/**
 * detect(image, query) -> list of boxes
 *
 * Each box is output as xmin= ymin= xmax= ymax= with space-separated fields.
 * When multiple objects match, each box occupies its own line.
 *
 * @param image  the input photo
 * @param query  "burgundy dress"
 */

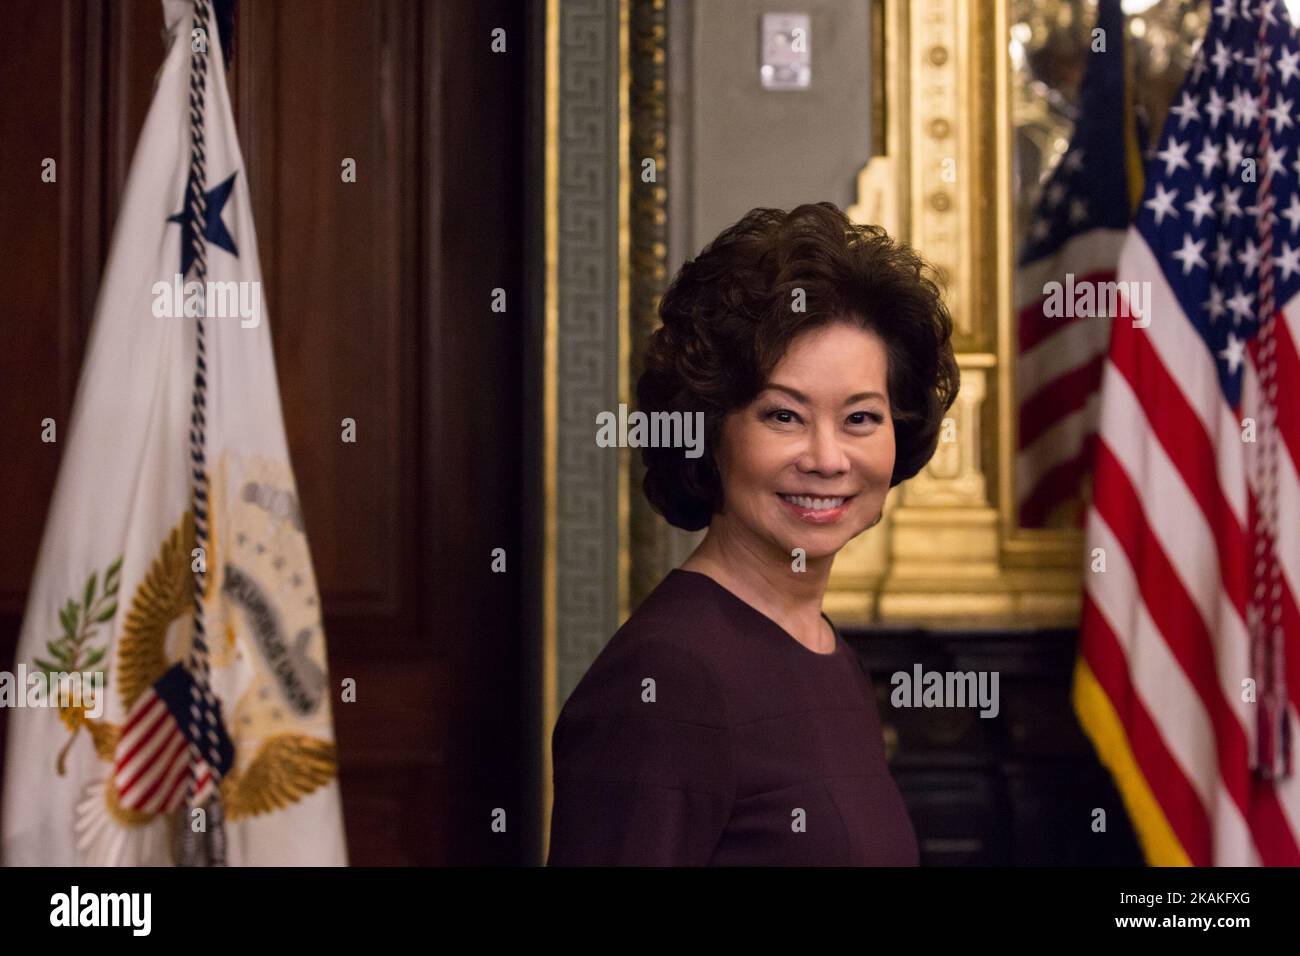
xmin=547 ymin=568 xmax=919 ymax=866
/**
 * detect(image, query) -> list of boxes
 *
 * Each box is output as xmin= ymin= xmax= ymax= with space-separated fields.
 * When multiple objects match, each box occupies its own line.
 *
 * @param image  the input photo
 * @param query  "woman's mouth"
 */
xmin=777 ymin=493 xmax=855 ymax=524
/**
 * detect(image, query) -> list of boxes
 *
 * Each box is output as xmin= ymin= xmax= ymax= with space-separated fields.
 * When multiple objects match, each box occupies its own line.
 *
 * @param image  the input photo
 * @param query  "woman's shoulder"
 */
xmin=558 ymin=570 xmax=732 ymax=726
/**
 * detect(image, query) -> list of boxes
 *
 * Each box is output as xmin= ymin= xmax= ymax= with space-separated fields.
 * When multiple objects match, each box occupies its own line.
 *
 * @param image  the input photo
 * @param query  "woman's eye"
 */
xmin=848 ymin=411 xmax=884 ymax=426
xmin=766 ymin=408 xmax=800 ymax=424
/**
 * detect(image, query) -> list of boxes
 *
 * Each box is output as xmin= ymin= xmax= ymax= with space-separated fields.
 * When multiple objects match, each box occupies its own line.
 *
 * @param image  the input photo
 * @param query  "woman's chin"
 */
xmin=774 ymin=531 xmax=852 ymax=564
xmin=771 ymin=509 xmax=873 ymax=551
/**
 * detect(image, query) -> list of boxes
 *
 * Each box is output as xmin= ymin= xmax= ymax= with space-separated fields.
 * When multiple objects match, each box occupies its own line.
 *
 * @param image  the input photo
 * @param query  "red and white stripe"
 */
xmin=1015 ymin=230 xmax=1128 ymax=526
xmin=112 ymin=690 xmax=214 ymax=815
xmin=1080 ymin=235 xmax=1300 ymax=864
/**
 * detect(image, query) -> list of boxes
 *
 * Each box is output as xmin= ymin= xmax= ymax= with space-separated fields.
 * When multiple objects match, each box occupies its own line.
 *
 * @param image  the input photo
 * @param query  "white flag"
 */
xmin=1 ymin=0 xmax=347 ymax=865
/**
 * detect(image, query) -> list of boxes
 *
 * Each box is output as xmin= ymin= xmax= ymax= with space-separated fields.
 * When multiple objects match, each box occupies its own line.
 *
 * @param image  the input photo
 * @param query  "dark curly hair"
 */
xmin=637 ymin=201 xmax=959 ymax=532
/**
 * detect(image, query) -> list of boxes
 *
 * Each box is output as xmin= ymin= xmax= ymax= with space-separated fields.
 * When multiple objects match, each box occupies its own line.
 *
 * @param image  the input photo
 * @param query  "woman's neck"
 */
xmin=680 ymin=517 xmax=833 ymax=648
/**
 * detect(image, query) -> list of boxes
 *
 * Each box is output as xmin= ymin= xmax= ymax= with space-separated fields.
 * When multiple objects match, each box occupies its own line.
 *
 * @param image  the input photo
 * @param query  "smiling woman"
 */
xmin=546 ymin=202 xmax=959 ymax=866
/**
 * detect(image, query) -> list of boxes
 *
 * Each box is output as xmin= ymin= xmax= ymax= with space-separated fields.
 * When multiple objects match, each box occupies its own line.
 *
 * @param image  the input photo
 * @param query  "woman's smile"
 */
xmin=776 ymin=492 xmax=857 ymax=524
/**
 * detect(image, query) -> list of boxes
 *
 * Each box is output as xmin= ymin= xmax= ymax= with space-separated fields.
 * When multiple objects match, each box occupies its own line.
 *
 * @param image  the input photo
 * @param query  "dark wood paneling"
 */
xmin=104 ymin=0 xmax=168 ymax=224
xmin=0 ymin=1 xmax=89 ymax=612
xmin=239 ymin=0 xmax=416 ymax=621
xmin=420 ymin=0 xmax=528 ymax=867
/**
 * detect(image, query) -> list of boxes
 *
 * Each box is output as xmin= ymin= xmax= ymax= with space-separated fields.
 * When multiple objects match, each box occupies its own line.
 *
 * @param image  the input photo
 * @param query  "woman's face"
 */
xmin=713 ymin=320 xmax=896 ymax=563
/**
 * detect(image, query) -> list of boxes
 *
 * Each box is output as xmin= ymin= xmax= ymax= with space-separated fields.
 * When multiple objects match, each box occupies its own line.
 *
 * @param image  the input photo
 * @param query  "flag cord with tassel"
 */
xmin=177 ymin=0 xmax=229 ymax=865
xmin=1249 ymin=7 xmax=1291 ymax=782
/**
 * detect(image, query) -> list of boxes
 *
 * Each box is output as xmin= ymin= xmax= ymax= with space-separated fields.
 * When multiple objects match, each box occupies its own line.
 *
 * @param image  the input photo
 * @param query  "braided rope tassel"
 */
xmin=1249 ymin=4 xmax=1290 ymax=780
xmin=179 ymin=0 xmax=230 ymax=864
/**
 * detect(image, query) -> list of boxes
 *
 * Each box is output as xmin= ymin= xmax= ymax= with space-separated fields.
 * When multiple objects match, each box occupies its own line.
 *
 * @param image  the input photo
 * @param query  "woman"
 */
xmin=547 ymin=202 xmax=959 ymax=866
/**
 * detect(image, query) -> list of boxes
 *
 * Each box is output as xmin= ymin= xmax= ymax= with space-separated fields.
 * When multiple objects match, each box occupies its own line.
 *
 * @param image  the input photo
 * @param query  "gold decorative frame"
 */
xmin=833 ymin=0 xmax=1082 ymax=626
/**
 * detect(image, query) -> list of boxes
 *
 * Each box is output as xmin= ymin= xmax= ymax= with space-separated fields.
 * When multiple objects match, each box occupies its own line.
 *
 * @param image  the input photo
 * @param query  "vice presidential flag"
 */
xmin=1 ymin=0 xmax=347 ymax=865
xmin=1074 ymin=0 xmax=1300 ymax=865
xmin=1013 ymin=0 xmax=1145 ymax=527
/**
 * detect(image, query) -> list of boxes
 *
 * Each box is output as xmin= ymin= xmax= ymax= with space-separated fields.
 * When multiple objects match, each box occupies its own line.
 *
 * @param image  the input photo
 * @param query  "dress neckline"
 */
xmin=669 ymin=568 xmax=844 ymax=658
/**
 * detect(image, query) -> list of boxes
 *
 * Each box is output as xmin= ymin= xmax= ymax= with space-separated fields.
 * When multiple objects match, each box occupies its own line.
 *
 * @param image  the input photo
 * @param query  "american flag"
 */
xmin=112 ymin=662 xmax=233 ymax=816
xmin=1074 ymin=0 xmax=1300 ymax=865
xmin=1014 ymin=0 xmax=1143 ymax=527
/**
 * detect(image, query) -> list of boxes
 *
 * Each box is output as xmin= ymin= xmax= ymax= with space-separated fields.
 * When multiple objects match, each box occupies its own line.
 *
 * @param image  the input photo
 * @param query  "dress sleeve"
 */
xmin=546 ymin=637 xmax=734 ymax=866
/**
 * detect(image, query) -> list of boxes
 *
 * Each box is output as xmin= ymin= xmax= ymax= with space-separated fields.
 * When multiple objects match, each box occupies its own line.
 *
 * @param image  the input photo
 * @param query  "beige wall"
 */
xmin=670 ymin=0 xmax=874 ymax=265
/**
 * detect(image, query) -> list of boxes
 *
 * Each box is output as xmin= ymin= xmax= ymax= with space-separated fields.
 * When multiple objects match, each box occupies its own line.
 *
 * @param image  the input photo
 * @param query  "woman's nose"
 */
xmin=798 ymin=422 xmax=849 ymax=475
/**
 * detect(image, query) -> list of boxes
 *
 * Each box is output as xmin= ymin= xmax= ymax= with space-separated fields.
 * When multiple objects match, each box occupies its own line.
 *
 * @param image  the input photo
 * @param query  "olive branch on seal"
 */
xmin=32 ymin=555 xmax=122 ymax=772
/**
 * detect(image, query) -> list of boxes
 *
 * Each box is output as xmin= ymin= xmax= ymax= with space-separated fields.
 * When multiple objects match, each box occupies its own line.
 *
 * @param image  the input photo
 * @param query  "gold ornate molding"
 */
xmin=832 ymin=0 xmax=1082 ymax=627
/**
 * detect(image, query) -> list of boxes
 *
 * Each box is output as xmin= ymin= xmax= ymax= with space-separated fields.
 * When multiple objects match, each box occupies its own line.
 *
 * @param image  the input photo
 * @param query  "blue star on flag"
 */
xmin=167 ymin=171 xmax=240 ymax=277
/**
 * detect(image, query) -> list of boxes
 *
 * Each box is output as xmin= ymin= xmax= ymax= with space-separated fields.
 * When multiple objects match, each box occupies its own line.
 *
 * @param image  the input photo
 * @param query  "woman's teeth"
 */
xmin=779 ymin=494 xmax=847 ymax=511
